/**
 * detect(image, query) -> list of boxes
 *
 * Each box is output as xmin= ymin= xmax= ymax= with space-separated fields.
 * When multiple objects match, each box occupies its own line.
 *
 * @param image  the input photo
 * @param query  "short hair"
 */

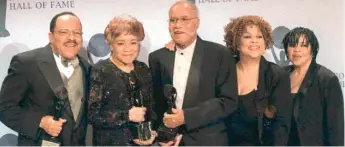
xmin=282 ymin=27 xmax=319 ymax=60
xmin=169 ymin=0 xmax=199 ymax=18
xmin=224 ymin=15 xmax=273 ymax=56
xmin=49 ymin=11 xmax=80 ymax=33
xmin=104 ymin=14 xmax=145 ymax=44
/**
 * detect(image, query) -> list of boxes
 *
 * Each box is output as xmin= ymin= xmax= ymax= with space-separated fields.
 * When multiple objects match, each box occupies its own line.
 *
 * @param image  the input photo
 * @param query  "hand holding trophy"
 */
xmin=40 ymin=86 xmax=68 ymax=146
xmin=128 ymin=71 xmax=153 ymax=142
xmin=156 ymin=84 xmax=180 ymax=143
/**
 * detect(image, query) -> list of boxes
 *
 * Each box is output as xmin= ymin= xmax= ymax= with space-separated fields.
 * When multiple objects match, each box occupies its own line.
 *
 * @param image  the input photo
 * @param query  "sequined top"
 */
xmin=88 ymin=59 xmax=156 ymax=146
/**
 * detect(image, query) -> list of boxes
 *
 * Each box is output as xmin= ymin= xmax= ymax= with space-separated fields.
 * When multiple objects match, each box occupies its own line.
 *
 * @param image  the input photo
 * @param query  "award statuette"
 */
xmin=0 ymin=0 xmax=10 ymax=37
xmin=129 ymin=71 xmax=152 ymax=141
xmin=156 ymin=84 xmax=179 ymax=142
xmin=41 ymin=86 xmax=68 ymax=146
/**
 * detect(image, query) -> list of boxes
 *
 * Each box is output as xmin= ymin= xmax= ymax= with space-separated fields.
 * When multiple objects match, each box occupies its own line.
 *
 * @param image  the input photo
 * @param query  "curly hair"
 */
xmin=224 ymin=15 xmax=273 ymax=56
xmin=104 ymin=14 xmax=145 ymax=44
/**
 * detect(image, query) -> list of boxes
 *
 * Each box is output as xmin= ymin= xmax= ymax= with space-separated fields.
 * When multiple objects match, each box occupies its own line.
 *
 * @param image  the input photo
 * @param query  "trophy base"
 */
xmin=157 ymin=124 xmax=179 ymax=142
xmin=41 ymin=139 xmax=60 ymax=146
xmin=0 ymin=29 xmax=10 ymax=37
xmin=132 ymin=121 xmax=152 ymax=141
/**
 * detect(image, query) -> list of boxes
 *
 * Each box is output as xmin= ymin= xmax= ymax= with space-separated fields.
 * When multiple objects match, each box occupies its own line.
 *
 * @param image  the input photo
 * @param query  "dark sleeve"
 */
xmin=141 ymin=64 xmax=157 ymax=130
xmin=272 ymin=71 xmax=292 ymax=145
xmin=183 ymin=49 xmax=238 ymax=131
xmin=87 ymin=66 xmax=129 ymax=129
xmin=324 ymin=76 xmax=344 ymax=146
xmin=148 ymin=53 xmax=167 ymax=129
xmin=0 ymin=55 xmax=45 ymax=140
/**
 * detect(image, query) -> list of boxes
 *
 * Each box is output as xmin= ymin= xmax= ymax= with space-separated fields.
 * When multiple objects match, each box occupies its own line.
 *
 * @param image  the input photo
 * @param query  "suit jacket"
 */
xmin=285 ymin=61 xmax=344 ymax=146
xmin=149 ymin=37 xmax=238 ymax=146
xmin=0 ymin=45 xmax=90 ymax=146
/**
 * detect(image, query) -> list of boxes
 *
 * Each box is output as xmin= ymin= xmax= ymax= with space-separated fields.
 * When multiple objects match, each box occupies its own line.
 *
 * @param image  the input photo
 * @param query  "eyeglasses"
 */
xmin=54 ymin=29 xmax=83 ymax=37
xmin=168 ymin=17 xmax=198 ymax=25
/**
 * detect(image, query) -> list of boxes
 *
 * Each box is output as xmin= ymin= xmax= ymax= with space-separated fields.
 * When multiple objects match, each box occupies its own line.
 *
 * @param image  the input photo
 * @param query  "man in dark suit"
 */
xmin=149 ymin=1 xmax=238 ymax=146
xmin=0 ymin=12 xmax=89 ymax=146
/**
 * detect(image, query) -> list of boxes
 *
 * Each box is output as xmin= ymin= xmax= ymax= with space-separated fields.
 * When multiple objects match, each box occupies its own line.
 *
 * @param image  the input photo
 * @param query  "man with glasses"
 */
xmin=0 ymin=12 xmax=89 ymax=146
xmin=149 ymin=1 xmax=238 ymax=146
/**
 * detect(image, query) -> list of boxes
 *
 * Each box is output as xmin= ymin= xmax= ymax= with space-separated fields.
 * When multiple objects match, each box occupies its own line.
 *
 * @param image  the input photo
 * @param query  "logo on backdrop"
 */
xmin=7 ymin=0 xmax=75 ymax=10
xmin=188 ymin=0 xmax=196 ymax=3
xmin=0 ymin=0 xmax=10 ymax=37
xmin=271 ymin=26 xmax=290 ymax=67
xmin=87 ymin=33 xmax=111 ymax=64
xmin=0 ymin=134 xmax=17 ymax=146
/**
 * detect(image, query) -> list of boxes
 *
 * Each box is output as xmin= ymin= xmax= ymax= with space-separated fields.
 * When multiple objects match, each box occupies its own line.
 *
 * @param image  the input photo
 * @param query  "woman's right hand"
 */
xmin=129 ymin=106 xmax=146 ymax=122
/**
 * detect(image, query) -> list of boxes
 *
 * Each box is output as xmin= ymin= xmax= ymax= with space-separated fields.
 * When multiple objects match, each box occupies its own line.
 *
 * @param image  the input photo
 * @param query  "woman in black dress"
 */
xmin=283 ymin=27 xmax=344 ymax=146
xmin=224 ymin=15 xmax=292 ymax=145
xmin=88 ymin=15 xmax=157 ymax=146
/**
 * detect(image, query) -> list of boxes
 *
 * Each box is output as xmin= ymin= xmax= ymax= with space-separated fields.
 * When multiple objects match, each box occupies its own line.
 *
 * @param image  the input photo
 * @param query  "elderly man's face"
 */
xmin=168 ymin=3 xmax=199 ymax=48
xmin=49 ymin=15 xmax=83 ymax=60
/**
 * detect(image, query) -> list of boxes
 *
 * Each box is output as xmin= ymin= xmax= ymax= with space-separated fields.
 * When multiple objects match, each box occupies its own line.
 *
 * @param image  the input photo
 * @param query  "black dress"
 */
xmin=88 ymin=59 xmax=156 ymax=146
xmin=228 ymin=90 xmax=261 ymax=145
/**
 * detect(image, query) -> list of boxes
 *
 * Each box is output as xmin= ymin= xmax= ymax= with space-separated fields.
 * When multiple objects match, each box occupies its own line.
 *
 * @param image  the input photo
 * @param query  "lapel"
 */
xmin=162 ymin=47 xmax=176 ymax=85
xmin=287 ymin=61 xmax=319 ymax=121
xmin=256 ymin=57 xmax=271 ymax=141
xmin=36 ymin=44 xmax=74 ymax=123
xmin=256 ymin=57 xmax=270 ymax=100
xmin=296 ymin=61 xmax=318 ymax=98
xmin=182 ymin=37 xmax=204 ymax=109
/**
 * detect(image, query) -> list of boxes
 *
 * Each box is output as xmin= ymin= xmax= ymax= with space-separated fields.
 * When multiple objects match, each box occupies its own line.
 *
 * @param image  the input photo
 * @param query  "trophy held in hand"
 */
xmin=41 ymin=86 xmax=68 ymax=146
xmin=129 ymin=71 xmax=152 ymax=141
xmin=156 ymin=84 xmax=179 ymax=142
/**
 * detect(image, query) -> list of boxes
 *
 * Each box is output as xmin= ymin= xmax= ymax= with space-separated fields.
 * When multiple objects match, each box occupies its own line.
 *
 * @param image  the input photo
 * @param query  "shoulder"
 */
xmin=90 ymin=59 xmax=110 ymax=72
xmin=7 ymin=47 xmax=47 ymax=70
xmin=135 ymin=60 xmax=149 ymax=69
xmin=265 ymin=60 xmax=289 ymax=82
xmin=149 ymin=47 xmax=170 ymax=58
xmin=148 ymin=47 xmax=171 ymax=64
xmin=14 ymin=47 xmax=46 ymax=62
xmin=199 ymin=39 xmax=234 ymax=62
xmin=283 ymin=65 xmax=293 ymax=73
xmin=134 ymin=61 xmax=152 ymax=82
xmin=316 ymin=64 xmax=338 ymax=85
xmin=201 ymin=39 xmax=227 ymax=52
xmin=135 ymin=60 xmax=151 ymax=78
xmin=269 ymin=62 xmax=287 ymax=75
xmin=317 ymin=64 xmax=337 ymax=79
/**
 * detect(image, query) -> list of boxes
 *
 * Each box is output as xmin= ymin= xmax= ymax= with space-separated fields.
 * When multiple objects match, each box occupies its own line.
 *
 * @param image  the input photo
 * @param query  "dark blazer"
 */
xmin=0 ymin=45 xmax=90 ymax=146
xmin=228 ymin=57 xmax=292 ymax=146
xmin=285 ymin=61 xmax=344 ymax=146
xmin=149 ymin=37 xmax=238 ymax=146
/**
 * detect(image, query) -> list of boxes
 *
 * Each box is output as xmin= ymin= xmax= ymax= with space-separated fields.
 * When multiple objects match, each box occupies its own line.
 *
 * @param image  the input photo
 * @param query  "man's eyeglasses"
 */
xmin=54 ymin=29 xmax=83 ymax=37
xmin=168 ymin=17 xmax=198 ymax=25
